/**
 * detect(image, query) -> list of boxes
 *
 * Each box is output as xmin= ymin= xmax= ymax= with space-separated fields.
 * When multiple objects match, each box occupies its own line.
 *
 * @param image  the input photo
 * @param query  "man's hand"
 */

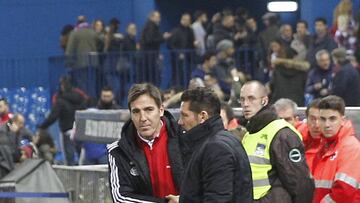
xmin=314 ymin=82 xmax=322 ymax=90
xmin=166 ymin=194 xmax=179 ymax=203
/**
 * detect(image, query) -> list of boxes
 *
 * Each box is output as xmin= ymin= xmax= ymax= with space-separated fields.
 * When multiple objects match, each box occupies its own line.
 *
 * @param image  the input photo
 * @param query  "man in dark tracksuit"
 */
xmin=240 ymin=81 xmax=314 ymax=203
xmin=107 ymin=83 xmax=183 ymax=203
xmin=38 ymin=76 xmax=88 ymax=165
xmin=167 ymin=87 xmax=253 ymax=203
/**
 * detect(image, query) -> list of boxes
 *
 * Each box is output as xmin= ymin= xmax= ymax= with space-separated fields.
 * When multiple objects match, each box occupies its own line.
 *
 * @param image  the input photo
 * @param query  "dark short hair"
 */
xmin=201 ymin=50 xmax=216 ymax=63
xmin=0 ymin=98 xmax=8 ymax=105
xmin=59 ymin=75 xmax=73 ymax=92
xmin=101 ymin=86 xmax=113 ymax=92
xmin=315 ymin=17 xmax=327 ymax=25
xmin=221 ymin=102 xmax=235 ymax=121
xmin=127 ymin=83 xmax=162 ymax=110
xmin=181 ymin=87 xmax=220 ymax=117
xmin=305 ymin=98 xmax=321 ymax=117
xmin=194 ymin=10 xmax=206 ymax=20
xmin=297 ymin=20 xmax=308 ymax=29
xmin=318 ymin=95 xmax=345 ymax=115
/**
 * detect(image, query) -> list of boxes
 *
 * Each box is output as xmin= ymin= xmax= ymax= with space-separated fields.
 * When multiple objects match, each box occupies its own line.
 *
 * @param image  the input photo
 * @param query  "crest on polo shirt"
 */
xmin=130 ymin=167 xmax=139 ymax=176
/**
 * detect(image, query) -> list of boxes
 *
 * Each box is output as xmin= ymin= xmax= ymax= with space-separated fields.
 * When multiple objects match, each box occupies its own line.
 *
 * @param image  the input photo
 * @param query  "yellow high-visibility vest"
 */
xmin=242 ymin=119 xmax=302 ymax=200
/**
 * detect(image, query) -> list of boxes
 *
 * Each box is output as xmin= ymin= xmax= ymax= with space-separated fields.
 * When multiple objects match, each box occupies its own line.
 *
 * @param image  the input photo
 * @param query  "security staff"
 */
xmin=240 ymin=80 xmax=314 ymax=203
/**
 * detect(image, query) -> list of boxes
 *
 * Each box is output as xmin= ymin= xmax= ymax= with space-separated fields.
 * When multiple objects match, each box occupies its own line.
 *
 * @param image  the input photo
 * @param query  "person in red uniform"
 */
xmin=297 ymin=99 xmax=323 ymax=173
xmin=312 ymin=95 xmax=360 ymax=203
xmin=0 ymin=98 xmax=13 ymax=125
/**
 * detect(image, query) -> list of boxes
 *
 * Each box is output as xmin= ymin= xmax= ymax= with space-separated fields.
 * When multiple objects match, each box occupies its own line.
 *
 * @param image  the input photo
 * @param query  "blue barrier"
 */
xmin=0 ymin=192 xmax=69 ymax=198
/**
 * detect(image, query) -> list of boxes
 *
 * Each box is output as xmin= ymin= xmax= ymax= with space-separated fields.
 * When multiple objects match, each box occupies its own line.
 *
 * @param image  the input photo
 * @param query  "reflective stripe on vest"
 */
xmin=242 ymin=119 xmax=302 ymax=199
xmin=335 ymin=173 xmax=359 ymax=189
xmin=323 ymin=194 xmax=336 ymax=203
xmin=315 ymin=180 xmax=333 ymax=189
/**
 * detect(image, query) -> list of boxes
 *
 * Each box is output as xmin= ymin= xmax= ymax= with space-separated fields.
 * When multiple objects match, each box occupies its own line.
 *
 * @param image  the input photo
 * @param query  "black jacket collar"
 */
xmin=180 ymin=115 xmax=224 ymax=156
xmin=246 ymin=106 xmax=278 ymax=134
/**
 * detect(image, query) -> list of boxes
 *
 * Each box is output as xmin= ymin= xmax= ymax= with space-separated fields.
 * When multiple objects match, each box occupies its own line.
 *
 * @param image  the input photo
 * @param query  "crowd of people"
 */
xmin=61 ymin=0 xmax=360 ymax=109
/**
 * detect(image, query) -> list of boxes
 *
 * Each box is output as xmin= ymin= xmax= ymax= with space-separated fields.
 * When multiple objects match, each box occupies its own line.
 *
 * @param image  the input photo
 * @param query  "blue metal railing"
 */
xmin=0 ymin=49 xmax=258 ymax=108
xmin=48 ymin=49 xmax=258 ymax=105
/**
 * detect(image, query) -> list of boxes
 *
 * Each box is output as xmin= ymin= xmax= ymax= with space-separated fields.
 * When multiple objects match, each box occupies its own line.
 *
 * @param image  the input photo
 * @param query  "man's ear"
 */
xmin=341 ymin=115 xmax=346 ymax=125
xmin=199 ymin=111 xmax=209 ymax=124
xmin=159 ymin=104 xmax=165 ymax=117
xmin=261 ymin=96 xmax=269 ymax=106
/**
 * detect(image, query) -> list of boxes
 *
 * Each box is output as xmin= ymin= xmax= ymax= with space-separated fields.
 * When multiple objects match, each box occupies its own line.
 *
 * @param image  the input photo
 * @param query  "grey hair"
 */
xmin=273 ymin=98 xmax=298 ymax=115
xmin=280 ymin=24 xmax=291 ymax=33
xmin=315 ymin=49 xmax=329 ymax=61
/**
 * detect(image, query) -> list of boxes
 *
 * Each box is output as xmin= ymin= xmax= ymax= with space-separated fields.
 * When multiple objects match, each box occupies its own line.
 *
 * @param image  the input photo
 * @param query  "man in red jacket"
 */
xmin=297 ymin=98 xmax=323 ymax=173
xmin=312 ymin=95 xmax=360 ymax=203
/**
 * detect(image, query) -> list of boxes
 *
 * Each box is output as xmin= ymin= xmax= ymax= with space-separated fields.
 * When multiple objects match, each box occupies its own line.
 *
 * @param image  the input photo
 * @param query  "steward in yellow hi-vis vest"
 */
xmin=240 ymin=81 xmax=314 ymax=203
xmin=243 ymin=119 xmax=302 ymax=199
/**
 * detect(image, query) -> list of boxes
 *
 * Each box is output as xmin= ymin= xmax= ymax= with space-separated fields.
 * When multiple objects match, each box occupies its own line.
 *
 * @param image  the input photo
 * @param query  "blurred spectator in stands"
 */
xmin=306 ymin=17 xmax=337 ymax=66
xmin=12 ymin=114 xmax=35 ymax=160
xmin=273 ymin=98 xmax=301 ymax=128
xmin=0 ymin=98 xmax=13 ymax=125
xmin=232 ymin=7 xmax=250 ymax=48
xmin=244 ymin=16 xmax=264 ymax=81
xmin=213 ymin=14 xmax=235 ymax=47
xmin=82 ymin=86 xmax=119 ymax=165
xmin=92 ymin=19 xmax=106 ymax=52
xmin=259 ymin=12 xmax=280 ymax=57
xmin=234 ymin=7 xmax=248 ymax=27
xmin=0 ymin=113 xmax=34 ymax=175
xmin=297 ymin=98 xmax=322 ymax=174
xmin=140 ymin=11 xmax=170 ymax=85
xmin=66 ymin=15 xmax=100 ymax=97
xmin=269 ymin=39 xmax=308 ymax=106
xmin=206 ymin=12 xmax=221 ymax=37
xmin=123 ymin=23 xmax=139 ymax=85
xmin=215 ymin=40 xmax=239 ymax=100
xmin=104 ymin=18 xmax=123 ymax=52
xmin=259 ymin=12 xmax=280 ymax=82
xmin=123 ymin=23 xmax=138 ymax=52
xmin=192 ymin=10 xmax=208 ymax=56
xmin=33 ymin=129 xmax=56 ymax=164
xmin=140 ymin=11 xmax=170 ymax=51
xmin=38 ymin=76 xmax=89 ymax=165
xmin=331 ymin=47 xmax=360 ymax=106
xmin=277 ymin=24 xmax=295 ymax=55
xmin=220 ymin=102 xmax=239 ymax=130
xmin=220 ymin=102 xmax=247 ymax=140
xmin=334 ymin=14 xmax=356 ymax=53
xmin=305 ymin=50 xmax=333 ymax=101
xmin=168 ymin=13 xmax=195 ymax=50
xmin=312 ymin=95 xmax=360 ymax=203
xmin=191 ymin=50 xmax=217 ymax=86
xmin=205 ymin=12 xmax=222 ymax=49
xmin=204 ymin=72 xmax=225 ymax=101
xmin=291 ymin=20 xmax=312 ymax=60
xmin=60 ymin=24 xmax=74 ymax=52
xmin=245 ymin=16 xmax=260 ymax=48
xmin=103 ymin=18 xmax=127 ymax=102
xmin=168 ymin=13 xmax=195 ymax=87
xmin=332 ymin=0 xmax=353 ymax=34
